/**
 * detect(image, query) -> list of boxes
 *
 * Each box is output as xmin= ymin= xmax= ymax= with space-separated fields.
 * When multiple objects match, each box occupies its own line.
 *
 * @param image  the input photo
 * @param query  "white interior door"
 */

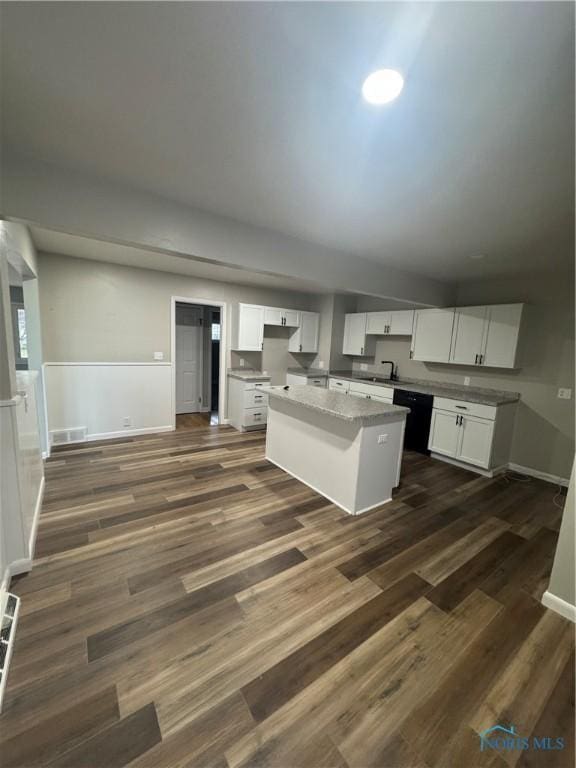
xmin=450 ymin=306 xmax=487 ymax=365
xmin=176 ymin=324 xmax=202 ymax=414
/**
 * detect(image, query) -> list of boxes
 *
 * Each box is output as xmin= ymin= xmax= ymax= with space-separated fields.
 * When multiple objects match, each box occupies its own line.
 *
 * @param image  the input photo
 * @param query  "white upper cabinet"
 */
xmin=365 ymin=310 xmax=414 ymax=336
xmin=288 ymin=311 xmax=319 ymax=353
xmin=365 ymin=312 xmax=389 ymax=335
xmin=389 ymin=310 xmax=414 ymax=335
xmin=449 ymin=303 xmax=523 ymax=368
xmin=343 ymin=313 xmax=375 ymax=356
xmin=264 ymin=307 xmax=301 ymax=327
xmin=234 ymin=304 xmax=265 ymax=351
xmin=450 ymin=306 xmax=488 ymax=365
xmin=411 ymin=309 xmax=455 ymax=362
xmin=482 ymin=304 xmax=523 ymax=368
xmin=264 ymin=307 xmax=284 ymax=326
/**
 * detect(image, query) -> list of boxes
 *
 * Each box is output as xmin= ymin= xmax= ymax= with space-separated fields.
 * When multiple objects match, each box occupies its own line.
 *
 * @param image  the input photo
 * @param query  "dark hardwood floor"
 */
xmin=1 ymin=423 xmax=573 ymax=767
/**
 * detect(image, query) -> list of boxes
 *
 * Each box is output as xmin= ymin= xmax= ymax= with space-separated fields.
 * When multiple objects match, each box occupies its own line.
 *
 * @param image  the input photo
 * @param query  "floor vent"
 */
xmin=50 ymin=427 xmax=88 ymax=445
xmin=0 ymin=593 xmax=20 ymax=713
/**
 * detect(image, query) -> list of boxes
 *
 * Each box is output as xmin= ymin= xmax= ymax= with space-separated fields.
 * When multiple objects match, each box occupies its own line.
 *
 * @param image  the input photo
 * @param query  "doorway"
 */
xmin=172 ymin=298 xmax=226 ymax=430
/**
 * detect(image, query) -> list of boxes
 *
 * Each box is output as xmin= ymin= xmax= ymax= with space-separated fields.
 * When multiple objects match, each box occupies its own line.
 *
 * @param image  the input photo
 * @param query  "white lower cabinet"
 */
xmin=228 ymin=376 xmax=271 ymax=431
xmin=348 ymin=381 xmax=394 ymax=403
xmin=328 ymin=377 xmax=350 ymax=393
xmin=428 ymin=396 xmax=515 ymax=472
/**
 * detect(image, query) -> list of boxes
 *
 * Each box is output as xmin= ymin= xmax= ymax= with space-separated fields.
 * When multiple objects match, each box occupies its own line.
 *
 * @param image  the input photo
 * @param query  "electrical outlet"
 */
xmin=558 ymin=388 xmax=572 ymax=400
xmin=360 ymin=363 xmax=368 ymax=371
xmin=153 ymin=351 xmax=164 ymax=361
xmin=319 ymin=361 xmax=325 ymax=369
xmin=377 ymin=434 xmax=388 ymax=444
xmin=239 ymin=358 xmax=245 ymax=367
xmin=464 ymin=376 xmax=471 ymax=386
xmin=123 ymin=416 xmax=131 ymax=427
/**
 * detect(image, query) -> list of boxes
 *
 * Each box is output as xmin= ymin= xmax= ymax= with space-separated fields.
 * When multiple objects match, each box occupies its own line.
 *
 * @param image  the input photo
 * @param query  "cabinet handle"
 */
xmin=360 ymin=346 xmax=364 ymax=355
xmin=409 ymin=350 xmax=413 ymax=359
xmin=253 ymin=412 xmax=262 ymax=416
xmin=299 ymin=344 xmax=302 ymax=352
xmin=455 ymin=405 xmax=468 ymax=410
xmin=479 ymin=354 xmax=483 ymax=365
xmin=475 ymin=354 xmax=478 ymax=364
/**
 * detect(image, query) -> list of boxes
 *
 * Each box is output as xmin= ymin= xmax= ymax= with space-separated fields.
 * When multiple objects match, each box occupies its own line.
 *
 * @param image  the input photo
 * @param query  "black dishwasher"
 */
xmin=393 ymin=389 xmax=433 ymax=454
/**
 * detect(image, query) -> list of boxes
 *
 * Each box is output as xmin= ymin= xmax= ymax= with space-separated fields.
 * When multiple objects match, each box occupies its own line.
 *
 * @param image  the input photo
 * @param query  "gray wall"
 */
xmin=38 ymin=252 xmax=324 ymax=387
xmin=547 ymin=465 xmax=575 ymax=609
xmin=4 ymin=155 xmax=456 ymax=307
xmin=353 ymin=272 xmax=575 ymax=479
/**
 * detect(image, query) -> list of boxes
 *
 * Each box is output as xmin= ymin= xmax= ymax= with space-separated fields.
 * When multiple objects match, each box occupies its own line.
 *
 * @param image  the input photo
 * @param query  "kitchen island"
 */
xmin=265 ymin=386 xmax=409 ymax=515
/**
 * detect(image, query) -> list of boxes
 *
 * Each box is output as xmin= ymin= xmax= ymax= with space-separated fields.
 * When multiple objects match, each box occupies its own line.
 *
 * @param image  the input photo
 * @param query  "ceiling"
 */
xmin=1 ymin=2 xmax=574 ymax=281
xmin=30 ymin=226 xmax=330 ymax=294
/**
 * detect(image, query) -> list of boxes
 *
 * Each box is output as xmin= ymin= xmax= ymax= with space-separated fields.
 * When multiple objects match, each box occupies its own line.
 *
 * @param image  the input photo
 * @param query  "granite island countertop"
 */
xmin=327 ymin=372 xmax=520 ymax=406
xmin=265 ymin=385 xmax=409 ymax=425
xmin=227 ymin=369 xmax=271 ymax=382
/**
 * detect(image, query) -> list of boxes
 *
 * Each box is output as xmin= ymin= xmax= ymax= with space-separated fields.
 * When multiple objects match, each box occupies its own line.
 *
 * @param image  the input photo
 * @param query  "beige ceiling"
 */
xmin=2 ymin=2 xmax=574 ymax=281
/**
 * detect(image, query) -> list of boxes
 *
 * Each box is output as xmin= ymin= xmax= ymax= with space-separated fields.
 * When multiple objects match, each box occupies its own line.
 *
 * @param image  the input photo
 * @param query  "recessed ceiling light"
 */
xmin=362 ymin=69 xmax=404 ymax=105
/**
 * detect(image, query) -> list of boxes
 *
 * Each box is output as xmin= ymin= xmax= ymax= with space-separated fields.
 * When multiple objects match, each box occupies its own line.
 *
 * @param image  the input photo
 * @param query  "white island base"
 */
xmin=265 ymin=393 xmax=407 ymax=515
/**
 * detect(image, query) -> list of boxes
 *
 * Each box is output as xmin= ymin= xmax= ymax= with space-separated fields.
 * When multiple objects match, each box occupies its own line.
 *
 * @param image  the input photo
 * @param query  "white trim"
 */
xmin=265 ymin=455 xmax=392 ymax=516
xmin=508 ymin=462 xmax=569 ymax=487
xmin=43 ymin=361 xmax=172 ymax=367
xmin=28 ymin=475 xmax=45 ymax=562
xmin=171 ymin=296 xmax=228 ymax=429
xmin=430 ymin=452 xmax=506 ymax=478
xmin=542 ymin=590 xmax=576 ymax=623
xmin=63 ymin=425 xmax=175 ymax=444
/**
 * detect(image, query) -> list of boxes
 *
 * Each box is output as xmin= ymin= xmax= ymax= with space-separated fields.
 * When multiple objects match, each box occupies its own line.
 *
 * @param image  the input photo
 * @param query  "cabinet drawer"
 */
xmin=242 ymin=380 xmax=270 ymax=392
xmin=244 ymin=389 xmax=268 ymax=408
xmin=349 ymin=382 xmax=394 ymax=400
xmin=328 ymin=378 xmax=350 ymax=392
xmin=243 ymin=407 xmax=268 ymax=427
xmin=433 ymin=396 xmax=497 ymax=421
xmin=308 ymin=377 xmax=327 ymax=387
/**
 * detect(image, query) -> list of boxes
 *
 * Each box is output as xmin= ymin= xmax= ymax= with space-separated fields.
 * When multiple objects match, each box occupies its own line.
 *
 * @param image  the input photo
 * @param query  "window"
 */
xmin=17 ymin=308 xmax=28 ymax=359
xmin=211 ymin=322 xmax=221 ymax=341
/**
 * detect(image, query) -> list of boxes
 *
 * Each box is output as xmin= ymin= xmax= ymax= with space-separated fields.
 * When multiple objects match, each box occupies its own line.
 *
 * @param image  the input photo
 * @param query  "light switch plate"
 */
xmin=239 ymin=359 xmax=245 ymax=367
xmin=153 ymin=351 xmax=164 ymax=361
xmin=378 ymin=434 xmax=388 ymax=444
xmin=558 ymin=388 xmax=572 ymax=399
xmin=360 ymin=363 xmax=368 ymax=371
xmin=464 ymin=376 xmax=471 ymax=386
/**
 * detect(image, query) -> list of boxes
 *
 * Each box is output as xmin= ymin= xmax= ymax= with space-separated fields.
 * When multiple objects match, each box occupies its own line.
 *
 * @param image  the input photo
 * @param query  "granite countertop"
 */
xmin=227 ymin=369 xmax=271 ymax=382
xmin=265 ymin=385 xmax=409 ymax=425
xmin=327 ymin=372 xmax=520 ymax=406
xmin=286 ymin=368 xmax=329 ymax=376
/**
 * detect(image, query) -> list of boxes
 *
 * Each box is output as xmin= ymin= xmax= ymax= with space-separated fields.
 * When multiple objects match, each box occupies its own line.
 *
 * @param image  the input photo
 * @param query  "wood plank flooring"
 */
xmin=1 ymin=423 xmax=573 ymax=767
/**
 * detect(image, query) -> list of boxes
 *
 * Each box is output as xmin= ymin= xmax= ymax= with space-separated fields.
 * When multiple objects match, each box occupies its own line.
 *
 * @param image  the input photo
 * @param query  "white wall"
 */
xmin=543 ymin=464 xmax=575 ymax=621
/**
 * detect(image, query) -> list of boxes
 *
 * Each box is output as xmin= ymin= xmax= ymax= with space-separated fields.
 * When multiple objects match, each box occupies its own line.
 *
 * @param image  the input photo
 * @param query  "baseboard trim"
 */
xmin=430 ymin=453 xmax=505 ymax=478
xmin=28 ymin=475 xmax=45 ymax=562
xmin=52 ymin=425 xmax=175 ymax=446
xmin=508 ymin=463 xmax=569 ymax=487
xmin=542 ymin=590 xmax=576 ymax=623
xmin=265 ymin=455 xmax=392 ymax=516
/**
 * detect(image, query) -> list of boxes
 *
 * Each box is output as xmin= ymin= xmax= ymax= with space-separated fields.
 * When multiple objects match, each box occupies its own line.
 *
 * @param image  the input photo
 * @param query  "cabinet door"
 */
xmin=428 ymin=410 xmax=460 ymax=457
xmin=238 ymin=305 xmax=264 ymax=350
xmin=300 ymin=312 xmax=319 ymax=352
xmin=264 ymin=307 xmax=283 ymax=326
xmin=366 ymin=312 xmax=390 ymax=335
xmin=283 ymin=309 xmax=301 ymax=328
xmin=343 ymin=313 xmax=367 ymax=355
xmin=482 ymin=304 xmax=523 ymax=368
xmin=388 ymin=310 xmax=414 ymax=335
xmin=450 ymin=306 xmax=487 ymax=365
xmin=370 ymin=392 xmax=393 ymax=403
xmin=457 ymin=415 xmax=494 ymax=468
xmin=411 ymin=309 xmax=455 ymax=362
